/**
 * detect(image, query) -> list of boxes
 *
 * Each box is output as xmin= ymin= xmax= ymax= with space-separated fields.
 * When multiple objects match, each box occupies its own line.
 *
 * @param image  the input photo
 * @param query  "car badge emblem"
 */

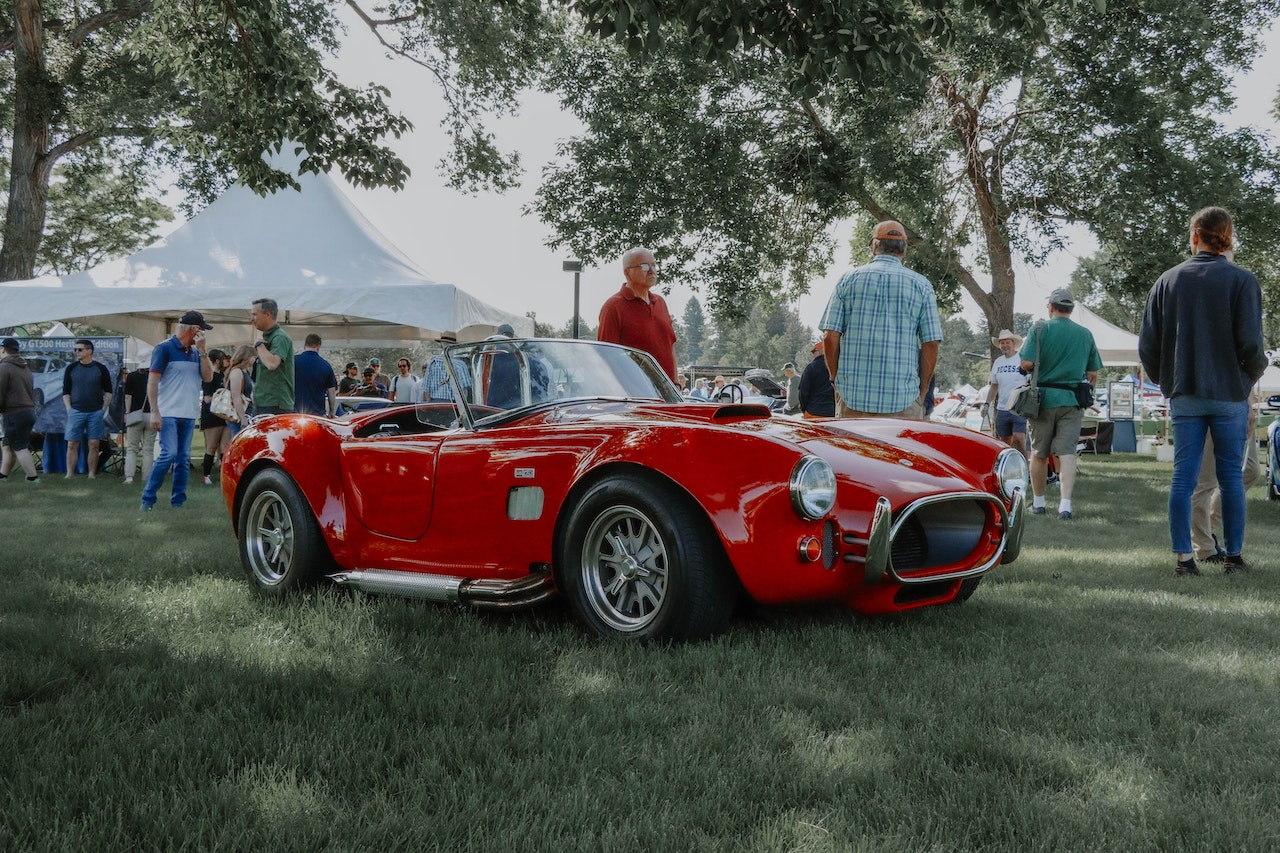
xmin=514 ymin=468 xmax=535 ymax=479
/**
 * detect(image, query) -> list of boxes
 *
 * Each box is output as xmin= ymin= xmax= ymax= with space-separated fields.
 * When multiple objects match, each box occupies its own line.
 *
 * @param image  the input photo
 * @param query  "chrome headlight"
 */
xmin=994 ymin=448 xmax=1029 ymax=502
xmin=790 ymin=455 xmax=837 ymax=520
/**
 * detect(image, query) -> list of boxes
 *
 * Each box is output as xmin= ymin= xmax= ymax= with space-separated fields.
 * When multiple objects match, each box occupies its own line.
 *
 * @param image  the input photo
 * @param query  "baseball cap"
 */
xmin=1049 ymin=288 xmax=1075 ymax=308
xmin=180 ymin=310 xmax=213 ymax=329
xmin=369 ymin=357 xmax=380 ymax=365
xmin=1 ymin=337 xmax=19 ymax=353
xmin=783 ymin=362 xmax=795 ymax=371
xmin=872 ymin=220 xmax=908 ymax=241
xmin=345 ymin=361 xmax=358 ymax=370
xmin=362 ymin=367 xmax=375 ymax=376
xmin=497 ymin=323 xmax=516 ymax=338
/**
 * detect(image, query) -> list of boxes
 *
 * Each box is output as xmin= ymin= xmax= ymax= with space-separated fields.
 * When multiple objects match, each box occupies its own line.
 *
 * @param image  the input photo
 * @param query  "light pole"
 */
xmin=563 ymin=260 xmax=583 ymax=339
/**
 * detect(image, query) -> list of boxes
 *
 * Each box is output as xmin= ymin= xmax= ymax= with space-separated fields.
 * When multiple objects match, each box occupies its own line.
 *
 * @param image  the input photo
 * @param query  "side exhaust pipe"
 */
xmin=330 ymin=568 xmax=555 ymax=610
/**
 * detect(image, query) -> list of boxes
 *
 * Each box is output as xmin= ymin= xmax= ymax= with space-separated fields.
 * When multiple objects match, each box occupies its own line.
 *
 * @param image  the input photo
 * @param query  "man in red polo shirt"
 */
xmin=597 ymin=246 xmax=678 ymax=382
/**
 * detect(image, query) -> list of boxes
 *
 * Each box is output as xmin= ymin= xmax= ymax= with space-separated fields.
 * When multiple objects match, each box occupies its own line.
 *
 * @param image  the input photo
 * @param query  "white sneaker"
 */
xmin=202 ymin=475 xmax=213 ymax=485
xmin=124 ymin=477 xmax=134 ymax=484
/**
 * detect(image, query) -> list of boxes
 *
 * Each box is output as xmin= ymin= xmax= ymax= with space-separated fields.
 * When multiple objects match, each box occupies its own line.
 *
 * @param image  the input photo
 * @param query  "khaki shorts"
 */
xmin=1027 ymin=405 xmax=1084 ymax=458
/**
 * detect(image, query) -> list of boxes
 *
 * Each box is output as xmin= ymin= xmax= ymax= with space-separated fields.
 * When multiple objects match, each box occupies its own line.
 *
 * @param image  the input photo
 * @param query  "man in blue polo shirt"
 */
xmin=141 ymin=311 xmax=214 ymax=511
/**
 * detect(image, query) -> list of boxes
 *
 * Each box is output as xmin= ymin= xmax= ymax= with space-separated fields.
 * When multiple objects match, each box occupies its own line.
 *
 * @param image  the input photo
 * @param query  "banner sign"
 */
xmin=12 ymin=337 xmax=127 ymax=434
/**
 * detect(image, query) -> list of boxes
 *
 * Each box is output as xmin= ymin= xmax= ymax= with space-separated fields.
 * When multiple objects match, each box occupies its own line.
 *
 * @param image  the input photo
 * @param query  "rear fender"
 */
xmin=230 ymin=418 xmax=352 ymax=567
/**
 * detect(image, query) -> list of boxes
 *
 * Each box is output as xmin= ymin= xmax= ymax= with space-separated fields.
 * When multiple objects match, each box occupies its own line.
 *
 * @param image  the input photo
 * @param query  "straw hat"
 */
xmin=991 ymin=329 xmax=1022 ymax=346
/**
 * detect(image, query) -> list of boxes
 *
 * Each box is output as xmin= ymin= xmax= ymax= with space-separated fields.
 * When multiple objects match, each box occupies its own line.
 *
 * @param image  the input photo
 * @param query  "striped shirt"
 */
xmin=819 ymin=255 xmax=943 ymax=413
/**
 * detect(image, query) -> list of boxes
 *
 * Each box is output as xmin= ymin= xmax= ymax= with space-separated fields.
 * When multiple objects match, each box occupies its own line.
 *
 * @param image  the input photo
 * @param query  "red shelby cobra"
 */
xmin=222 ymin=339 xmax=1027 ymax=640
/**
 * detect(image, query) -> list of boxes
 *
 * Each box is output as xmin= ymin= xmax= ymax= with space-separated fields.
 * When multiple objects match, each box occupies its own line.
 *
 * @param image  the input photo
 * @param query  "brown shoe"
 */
xmin=1175 ymin=558 xmax=1200 ymax=577
xmin=1223 ymin=555 xmax=1252 ymax=575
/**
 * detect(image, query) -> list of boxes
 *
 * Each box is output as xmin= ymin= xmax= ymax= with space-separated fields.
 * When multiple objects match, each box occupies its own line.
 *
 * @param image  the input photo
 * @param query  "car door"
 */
xmin=339 ymin=431 xmax=447 ymax=541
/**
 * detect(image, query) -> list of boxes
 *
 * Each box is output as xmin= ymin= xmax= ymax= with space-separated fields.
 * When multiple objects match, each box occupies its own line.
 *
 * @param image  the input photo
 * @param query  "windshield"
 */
xmin=439 ymin=339 xmax=682 ymax=428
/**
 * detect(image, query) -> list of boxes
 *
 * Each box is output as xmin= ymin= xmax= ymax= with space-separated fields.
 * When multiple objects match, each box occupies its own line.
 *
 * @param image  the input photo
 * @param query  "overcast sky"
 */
xmin=326 ymin=16 xmax=1280 ymax=336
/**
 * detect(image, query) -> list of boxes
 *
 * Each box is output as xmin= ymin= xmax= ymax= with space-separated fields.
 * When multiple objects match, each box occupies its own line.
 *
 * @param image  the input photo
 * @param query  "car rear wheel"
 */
xmin=561 ymin=476 xmax=735 ymax=641
xmin=237 ymin=468 xmax=330 ymax=596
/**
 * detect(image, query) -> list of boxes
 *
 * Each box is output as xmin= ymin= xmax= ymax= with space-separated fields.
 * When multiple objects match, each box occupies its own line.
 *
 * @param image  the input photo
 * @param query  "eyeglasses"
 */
xmin=626 ymin=262 xmax=659 ymax=273
xmin=73 ymin=347 xmax=87 ymax=352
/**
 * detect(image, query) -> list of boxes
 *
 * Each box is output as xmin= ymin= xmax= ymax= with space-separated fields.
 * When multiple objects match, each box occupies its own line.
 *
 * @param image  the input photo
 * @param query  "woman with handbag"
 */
xmin=199 ymin=350 xmax=231 ymax=485
xmin=121 ymin=362 xmax=157 ymax=485
xmin=225 ymin=345 xmax=256 ymax=438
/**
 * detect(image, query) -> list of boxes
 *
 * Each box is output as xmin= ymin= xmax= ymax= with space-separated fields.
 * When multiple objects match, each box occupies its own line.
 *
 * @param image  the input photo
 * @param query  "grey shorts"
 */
xmin=1027 ymin=406 xmax=1084 ymax=458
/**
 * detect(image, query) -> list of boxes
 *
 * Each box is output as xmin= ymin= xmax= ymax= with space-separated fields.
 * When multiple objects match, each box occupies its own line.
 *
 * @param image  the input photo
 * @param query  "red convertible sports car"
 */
xmin=222 ymin=339 xmax=1027 ymax=640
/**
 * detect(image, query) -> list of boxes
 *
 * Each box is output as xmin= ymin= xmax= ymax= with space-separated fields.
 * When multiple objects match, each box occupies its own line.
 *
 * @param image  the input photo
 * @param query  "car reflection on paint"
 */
xmin=221 ymin=339 xmax=1027 ymax=641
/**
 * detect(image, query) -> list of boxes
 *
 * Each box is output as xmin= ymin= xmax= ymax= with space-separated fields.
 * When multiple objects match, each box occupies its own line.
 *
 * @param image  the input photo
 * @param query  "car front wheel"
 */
xmin=237 ymin=468 xmax=330 ymax=596
xmin=561 ymin=476 xmax=735 ymax=641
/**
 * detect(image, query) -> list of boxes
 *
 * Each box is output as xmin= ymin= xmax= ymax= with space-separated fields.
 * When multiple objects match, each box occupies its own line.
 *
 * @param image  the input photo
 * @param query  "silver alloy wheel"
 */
xmin=243 ymin=489 xmax=295 ymax=587
xmin=580 ymin=506 xmax=669 ymax=632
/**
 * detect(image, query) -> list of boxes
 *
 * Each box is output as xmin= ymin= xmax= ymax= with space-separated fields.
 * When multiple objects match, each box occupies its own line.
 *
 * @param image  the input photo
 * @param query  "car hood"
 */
xmin=550 ymin=400 xmax=1003 ymax=495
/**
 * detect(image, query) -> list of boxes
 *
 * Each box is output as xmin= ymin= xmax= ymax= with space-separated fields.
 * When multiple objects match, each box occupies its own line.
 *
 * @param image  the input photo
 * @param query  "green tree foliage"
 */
xmin=532 ymin=1 xmax=1280 ymax=336
xmin=679 ymin=295 xmax=707 ymax=365
xmin=934 ymin=315 xmax=988 ymax=390
xmin=712 ymin=298 xmax=813 ymax=372
xmin=565 ymin=0 xmax=1101 ymax=98
xmin=0 ymin=0 xmax=551 ymax=280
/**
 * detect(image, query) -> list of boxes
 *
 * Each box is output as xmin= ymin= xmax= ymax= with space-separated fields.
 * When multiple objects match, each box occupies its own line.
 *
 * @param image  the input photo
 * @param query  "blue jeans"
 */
xmin=1169 ymin=396 xmax=1250 ymax=555
xmin=142 ymin=417 xmax=196 ymax=508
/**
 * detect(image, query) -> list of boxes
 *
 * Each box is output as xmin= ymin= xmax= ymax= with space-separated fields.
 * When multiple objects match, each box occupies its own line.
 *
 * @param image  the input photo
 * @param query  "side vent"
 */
xmin=507 ymin=486 xmax=545 ymax=520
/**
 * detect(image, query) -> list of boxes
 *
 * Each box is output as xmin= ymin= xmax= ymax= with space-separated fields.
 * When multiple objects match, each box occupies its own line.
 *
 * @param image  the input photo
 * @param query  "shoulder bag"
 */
xmin=1009 ymin=322 xmax=1043 ymax=419
xmin=210 ymin=387 xmax=239 ymax=421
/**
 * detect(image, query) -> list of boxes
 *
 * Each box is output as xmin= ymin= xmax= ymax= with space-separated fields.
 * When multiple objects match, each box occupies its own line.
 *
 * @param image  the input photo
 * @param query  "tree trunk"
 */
xmin=1 ymin=0 xmax=54 ymax=282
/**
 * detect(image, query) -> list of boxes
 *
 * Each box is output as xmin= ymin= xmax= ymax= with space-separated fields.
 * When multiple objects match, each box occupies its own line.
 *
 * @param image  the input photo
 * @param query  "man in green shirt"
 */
xmin=250 ymin=297 xmax=295 ymax=414
xmin=1019 ymin=288 xmax=1102 ymax=520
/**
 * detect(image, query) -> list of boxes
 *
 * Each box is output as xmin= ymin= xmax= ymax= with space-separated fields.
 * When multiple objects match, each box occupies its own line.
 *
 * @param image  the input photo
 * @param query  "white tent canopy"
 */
xmin=1069 ymin=303 xmax=1140 ymax=366
xmin=0 ymin=164 xmax=532 ymax=348
xmin=1257 ymin=364 xmax=1280 ymax=395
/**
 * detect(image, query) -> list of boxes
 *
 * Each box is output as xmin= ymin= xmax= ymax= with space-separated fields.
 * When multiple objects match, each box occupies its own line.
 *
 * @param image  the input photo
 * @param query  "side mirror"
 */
xmin=1266 ymin=394 xmax=1280 ymax=410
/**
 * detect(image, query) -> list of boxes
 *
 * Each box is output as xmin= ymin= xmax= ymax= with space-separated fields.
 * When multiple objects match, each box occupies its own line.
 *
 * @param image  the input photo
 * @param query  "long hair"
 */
xmin=1190 ymin=206 xmax=1233 ymax=253
xmin=227 ymin=344 xmax=255 ymax=374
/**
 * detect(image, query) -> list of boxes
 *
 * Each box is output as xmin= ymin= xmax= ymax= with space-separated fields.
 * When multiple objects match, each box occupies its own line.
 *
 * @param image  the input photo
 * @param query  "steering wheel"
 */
xmin=713 ymin=384 xmax=745 ymax=404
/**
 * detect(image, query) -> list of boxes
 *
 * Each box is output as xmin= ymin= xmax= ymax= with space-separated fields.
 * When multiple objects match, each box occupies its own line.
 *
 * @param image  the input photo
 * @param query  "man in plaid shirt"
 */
xmin=819 ymin=220 xmax=943 ymax=419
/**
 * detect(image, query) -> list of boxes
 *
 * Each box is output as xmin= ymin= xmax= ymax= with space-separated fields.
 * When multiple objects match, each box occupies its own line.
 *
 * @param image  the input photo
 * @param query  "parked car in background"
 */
xmin=222 ymin=339 xmax=1027 ymax=641
xmin=334 ymin=396 xmax=395 ymax=415
xmin=1265 ymin=394 xmax=1280 ymax=501
xmin=26 ymin=354 xmax=70 ymax=411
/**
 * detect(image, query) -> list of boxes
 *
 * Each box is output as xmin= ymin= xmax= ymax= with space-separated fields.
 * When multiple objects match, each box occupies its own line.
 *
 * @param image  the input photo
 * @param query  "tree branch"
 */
xmin=70 ymin=2 xmax=152 ymax=48
xmin=44 ymin=127 xmax=151 ymax=165
xmin=2 ymin=3 xmax=152 ymax=53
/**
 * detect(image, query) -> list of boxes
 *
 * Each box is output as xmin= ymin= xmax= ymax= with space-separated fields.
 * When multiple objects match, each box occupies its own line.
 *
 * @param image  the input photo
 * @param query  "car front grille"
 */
xmin=843 ymin=492 xmax=1002 ymax=582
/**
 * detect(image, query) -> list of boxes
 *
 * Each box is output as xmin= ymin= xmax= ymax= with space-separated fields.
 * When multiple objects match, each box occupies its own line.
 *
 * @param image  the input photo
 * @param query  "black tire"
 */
xmin=560 ymin=476 xmax=735 ymax=641
xmin=952 ymin=577 xmax=983 ymax=604
xmin=237 ymin=468 xmax=331 ymax=596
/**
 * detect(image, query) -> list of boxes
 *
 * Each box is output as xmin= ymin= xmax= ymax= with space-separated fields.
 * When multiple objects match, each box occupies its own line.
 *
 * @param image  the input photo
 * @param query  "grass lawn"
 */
xmin=2 ymin=452 xmax=1278 ymax=851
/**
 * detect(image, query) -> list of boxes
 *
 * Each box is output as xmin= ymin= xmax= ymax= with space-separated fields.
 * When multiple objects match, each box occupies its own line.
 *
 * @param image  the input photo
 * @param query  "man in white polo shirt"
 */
xmin=141 ymin=311 xmax=214 ymax=511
